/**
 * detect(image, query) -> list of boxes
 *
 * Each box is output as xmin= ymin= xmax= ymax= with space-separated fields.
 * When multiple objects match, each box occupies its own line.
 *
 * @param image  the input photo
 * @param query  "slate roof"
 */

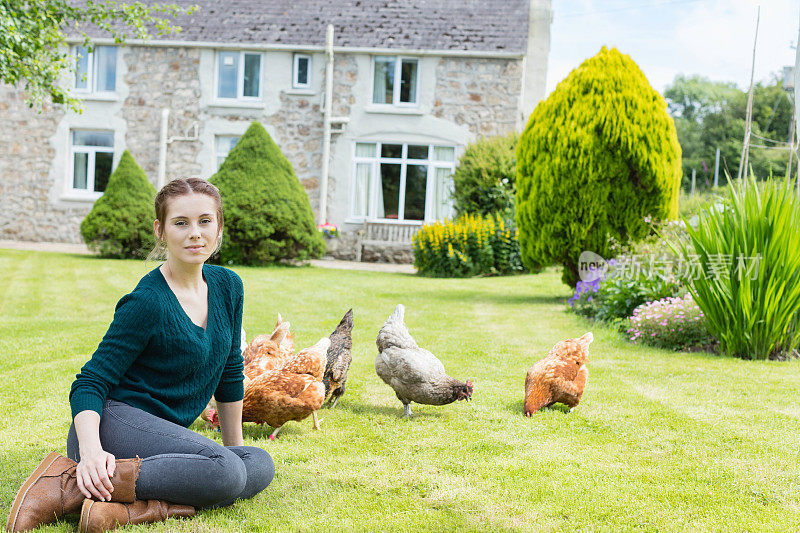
xmin=75 ymin=0 xmax=530 ymax=53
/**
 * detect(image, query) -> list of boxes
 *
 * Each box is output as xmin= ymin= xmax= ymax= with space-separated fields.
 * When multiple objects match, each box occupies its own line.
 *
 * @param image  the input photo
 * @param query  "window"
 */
xmin=216 ymin=51 xmax=262 ymax=100
xmin=215 ymin=136 xmax=240 ymax=170
xmin=351 ymin=142 xmax=456 ymax=222
xmin=372 ymin=56 xmax=419 ymax=106
xmin=74 ymin=46 xmax=117 ymax=94
xmin=293 ymin=54 xmax=312 ymax=89
xmin=70 ymin=131 xmax=114 ymax=195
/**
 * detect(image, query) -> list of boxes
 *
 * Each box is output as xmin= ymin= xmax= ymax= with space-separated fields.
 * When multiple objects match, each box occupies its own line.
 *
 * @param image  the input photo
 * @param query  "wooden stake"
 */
xmin=737 ymin=6 xmax=761 ymax=188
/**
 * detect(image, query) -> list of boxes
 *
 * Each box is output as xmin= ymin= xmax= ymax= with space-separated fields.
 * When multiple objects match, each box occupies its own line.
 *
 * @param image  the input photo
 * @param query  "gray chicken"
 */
xmin=375 ymin=304 xmax=473 ymax=417
xmin=323 ymin=308 xmax=353 ymax=408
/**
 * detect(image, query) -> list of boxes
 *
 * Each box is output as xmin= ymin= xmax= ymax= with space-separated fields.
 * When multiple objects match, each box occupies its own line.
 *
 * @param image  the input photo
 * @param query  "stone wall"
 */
xmin=0 ymin=87 xmax=77 ymax=242
xmin=123 ymin=47 xmax=203 ymax=179
xmin=432 ymin=57 xmax=522 ymax=138
xmin=0 ymin=49 xmax=523 ymax=262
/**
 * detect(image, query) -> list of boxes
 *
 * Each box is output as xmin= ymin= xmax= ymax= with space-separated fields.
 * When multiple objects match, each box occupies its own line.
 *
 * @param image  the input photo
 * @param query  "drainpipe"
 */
xmin=318 ymin=24 xmax=334 ymax=226
xmin=157 ymin=108 xmax=169 ymax=189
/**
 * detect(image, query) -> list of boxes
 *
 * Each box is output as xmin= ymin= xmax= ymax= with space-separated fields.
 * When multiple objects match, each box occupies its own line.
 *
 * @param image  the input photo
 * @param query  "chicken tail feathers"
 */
xmin=377 ymin=304 xmax=418 ymax=352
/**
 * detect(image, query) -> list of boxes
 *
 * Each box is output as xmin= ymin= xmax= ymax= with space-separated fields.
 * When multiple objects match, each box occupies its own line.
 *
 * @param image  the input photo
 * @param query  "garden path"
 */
xmin=0 ymin=240 xmax=415 ymax=273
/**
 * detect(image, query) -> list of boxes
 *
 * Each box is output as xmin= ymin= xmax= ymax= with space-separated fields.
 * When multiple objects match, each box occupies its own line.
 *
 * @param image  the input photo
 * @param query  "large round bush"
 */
xmin=452 ymin=132 xmax=518 ymax=217
xmin=80 ymin=150 xmax=156 ymax=258
xmin=516 ymin=46 xmax=682 ymax=286
xmin=210 ymin=122 xmax=324 ymax=265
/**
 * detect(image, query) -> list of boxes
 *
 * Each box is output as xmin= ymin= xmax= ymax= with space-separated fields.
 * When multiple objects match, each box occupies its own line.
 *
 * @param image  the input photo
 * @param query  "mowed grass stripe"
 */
xmin=1 ymin=250 xmax=799 ymax=532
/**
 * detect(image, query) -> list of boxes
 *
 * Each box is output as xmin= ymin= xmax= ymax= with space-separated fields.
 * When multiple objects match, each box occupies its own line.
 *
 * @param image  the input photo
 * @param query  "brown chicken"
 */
xmin=242 ymin=337 xmax=331 ymax=439
xmin=242 ymin=314 xmax=294 ymax=368
xmin=523 ymin=332 xmax=592 ymax=416
xmin=323 ymin=309 xmax=353 ymax=408
xmin=243 ymin=323 xmax=292 ymax=381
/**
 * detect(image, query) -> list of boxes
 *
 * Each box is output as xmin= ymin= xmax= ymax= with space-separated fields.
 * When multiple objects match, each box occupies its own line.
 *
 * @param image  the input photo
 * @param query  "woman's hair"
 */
xmin=146 ymin=178 xmax=224 ymax=262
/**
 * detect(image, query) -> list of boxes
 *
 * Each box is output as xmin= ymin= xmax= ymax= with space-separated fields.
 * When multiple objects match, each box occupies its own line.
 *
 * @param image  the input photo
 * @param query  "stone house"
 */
xmin=0 ymin=0 xmax=551 ymax=261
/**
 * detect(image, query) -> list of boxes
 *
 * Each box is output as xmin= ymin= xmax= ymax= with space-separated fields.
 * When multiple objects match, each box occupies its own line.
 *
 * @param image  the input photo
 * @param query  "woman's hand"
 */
xmin=73 ymin=409 xmax=116 ymax=501
xmin=76 ymin=446 xmax=116 ymax=501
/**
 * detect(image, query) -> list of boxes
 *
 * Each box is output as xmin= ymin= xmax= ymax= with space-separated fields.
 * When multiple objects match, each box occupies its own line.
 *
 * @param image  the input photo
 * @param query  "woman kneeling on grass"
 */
xmin=6 ymin=178 xmax=273 ymax=533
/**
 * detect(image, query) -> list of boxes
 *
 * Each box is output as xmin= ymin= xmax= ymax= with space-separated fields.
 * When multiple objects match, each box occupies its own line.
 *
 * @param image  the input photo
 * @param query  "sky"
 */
xmin=547 ymin=0 xmax=800 ymax=95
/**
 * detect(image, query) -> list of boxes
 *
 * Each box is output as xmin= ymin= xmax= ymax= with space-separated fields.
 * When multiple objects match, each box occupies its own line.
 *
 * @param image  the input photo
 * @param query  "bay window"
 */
xmin=351 ymin=142 xmax=456 ymax=222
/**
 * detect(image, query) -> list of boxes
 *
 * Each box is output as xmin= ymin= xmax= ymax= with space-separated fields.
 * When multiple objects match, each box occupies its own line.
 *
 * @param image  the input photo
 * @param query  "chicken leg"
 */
xmin=312 ymin=411 xmax=323 ymax=430
xmin=403 ymin=403 xmax=413 ymax=418
xmin=268 ymin=426 xmax=282 ymax=440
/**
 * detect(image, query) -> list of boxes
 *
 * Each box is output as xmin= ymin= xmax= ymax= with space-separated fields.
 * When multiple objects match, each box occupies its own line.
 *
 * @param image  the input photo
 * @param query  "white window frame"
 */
xmin=350 ymin=141 xmax=456 ymax=223
xmin=370 ymin=56 xmax=420 ymax=107
xmin=214 ymin=135 xmax=241 ymax=171
xmin=73 ymin=45 xmax=117 ymax=95
xmin=68 ymin=130 xmax=115 ymax=198
xmin=292 ymin=53 xmax=312 ymax=89
xmin=214 ymin=51 xmax=263 ymax=101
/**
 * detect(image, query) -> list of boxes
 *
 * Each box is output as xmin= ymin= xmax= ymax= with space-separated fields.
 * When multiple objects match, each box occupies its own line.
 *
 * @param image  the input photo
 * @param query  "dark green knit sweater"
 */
xmin=69 ymin=264 xmax=244 ymax=428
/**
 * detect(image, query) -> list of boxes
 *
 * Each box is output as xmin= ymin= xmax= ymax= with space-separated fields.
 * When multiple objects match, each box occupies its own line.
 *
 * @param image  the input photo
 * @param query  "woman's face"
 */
xmin=155 ymin=193 xmax=221 ymax=265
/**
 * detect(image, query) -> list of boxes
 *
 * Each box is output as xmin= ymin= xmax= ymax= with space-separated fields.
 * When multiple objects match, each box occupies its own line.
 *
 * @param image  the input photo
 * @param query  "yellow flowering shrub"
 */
xmin=412 ymin=214 xmax=525 ymax=277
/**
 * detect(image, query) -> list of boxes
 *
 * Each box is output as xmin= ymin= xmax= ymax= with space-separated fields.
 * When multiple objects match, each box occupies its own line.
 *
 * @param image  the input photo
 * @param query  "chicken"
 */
xmin=200 ymin=399 xmax=219 ymax=429
xmin=523 ymin=332 xmax=592 ymax=416
xmin=323 ymin=309 xmax=354 ymax=408
xmin=375 ymin=304 xmax=473 ymax=417
xmin=243 ymin=323 xmax=292 ymax=380
xmin=242 ymin=314 xmax=294 ymax=368
xmin=242 ymin=337 xmax=331 ymax=439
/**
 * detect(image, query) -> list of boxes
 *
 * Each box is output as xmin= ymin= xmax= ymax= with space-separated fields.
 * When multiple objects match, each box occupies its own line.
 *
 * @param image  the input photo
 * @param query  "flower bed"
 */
xmin=627 ymin=293 xmax=716 ymax=351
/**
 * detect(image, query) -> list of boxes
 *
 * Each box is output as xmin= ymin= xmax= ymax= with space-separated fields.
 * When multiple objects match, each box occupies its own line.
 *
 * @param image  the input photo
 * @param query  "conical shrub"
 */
xmin=210 ymin=122 xmax=325 ymax=265
xmin=80 ymin=150 xmax=156 ymax=258
xmin=515 ymin=46 xmax=682 ymax=286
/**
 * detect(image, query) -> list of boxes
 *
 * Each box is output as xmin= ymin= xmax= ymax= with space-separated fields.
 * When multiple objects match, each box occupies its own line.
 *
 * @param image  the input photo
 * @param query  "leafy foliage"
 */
xmin=80 ymin=150 xmax=156 ymax=258
xmin=516 ymin=46 xmax=682 ymax=287
xmin=452 ymin=132 xmax=519 ymax=217
xmin=679 ymin=175 xmax=800 ymax=360
xmin=0 ymin=0 xmax=195 ymax=111
xmin=210 ymin=122 xmax=324 ymax=265
xmin=412 ymin=214 xmax=525 ymax=277
xmin=568 ymin=221 xmax=689 ymax=325
xmin=627 ymin=294 xmax=716 ymax=351
xmin=664 ymin=74 xmax=794 ymax=188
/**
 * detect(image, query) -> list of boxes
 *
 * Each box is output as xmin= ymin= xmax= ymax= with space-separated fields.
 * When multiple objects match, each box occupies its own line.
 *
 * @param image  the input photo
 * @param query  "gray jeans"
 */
xmin=67 ymin=400 xmax=274 ymax=509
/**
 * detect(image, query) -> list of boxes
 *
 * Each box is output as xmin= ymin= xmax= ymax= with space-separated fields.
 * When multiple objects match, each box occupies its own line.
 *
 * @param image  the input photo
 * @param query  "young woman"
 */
xmin=6 ymin=178 xmax=273 ymax=533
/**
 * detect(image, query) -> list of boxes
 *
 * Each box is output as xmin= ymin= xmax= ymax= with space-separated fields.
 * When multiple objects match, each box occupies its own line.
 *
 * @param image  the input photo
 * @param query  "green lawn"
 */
xmin=1 ymin=249 xmax=799 ymax=532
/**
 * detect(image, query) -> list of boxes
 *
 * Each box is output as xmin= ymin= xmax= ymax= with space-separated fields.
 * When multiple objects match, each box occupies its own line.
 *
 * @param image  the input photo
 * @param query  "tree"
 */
xmin=664 ymin=74 xmax=793 ymax=187
xmin=0 ymin=0 xmax=195 ymax=111
xmin=80 ymin=150 xmax=156 ymax=258
xmin=516 ymin=47 xmax=682 ymax=287
xmin=209 ymin=122 xmax=325 ymax=265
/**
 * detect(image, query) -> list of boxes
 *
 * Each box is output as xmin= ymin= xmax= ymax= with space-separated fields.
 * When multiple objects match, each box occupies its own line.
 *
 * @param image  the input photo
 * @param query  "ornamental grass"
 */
xmin=678 ymin=175 xmax=800 ymax=359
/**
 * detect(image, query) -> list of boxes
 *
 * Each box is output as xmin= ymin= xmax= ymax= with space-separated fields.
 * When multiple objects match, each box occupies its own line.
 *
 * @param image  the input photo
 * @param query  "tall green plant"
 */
xmin=679 ymin=176 xmax=800 ymax=359
xmin=80 ymin=150 xmax=156 ymax=258
xmin=209 ymin=122 xmax=324 ymax=265
xmin=516 ymin=46 xmax=682 ymax=286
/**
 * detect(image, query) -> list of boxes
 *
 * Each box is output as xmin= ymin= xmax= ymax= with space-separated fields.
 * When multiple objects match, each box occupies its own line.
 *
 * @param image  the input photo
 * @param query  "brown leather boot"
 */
xmin=5 ymin=452 xmax=141 ymax=533
xmin=79 ymin=499 xmax=195 ymax=533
